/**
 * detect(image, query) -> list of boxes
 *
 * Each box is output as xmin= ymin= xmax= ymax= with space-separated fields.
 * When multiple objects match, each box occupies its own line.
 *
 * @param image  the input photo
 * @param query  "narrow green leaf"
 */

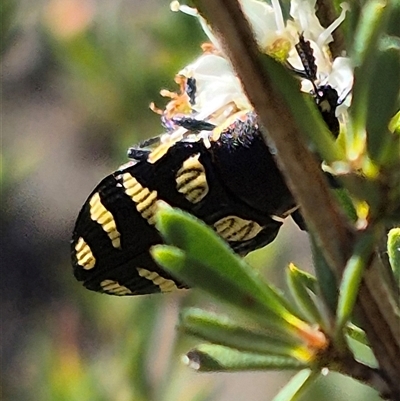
xmin=387 ymin=0 xmax=400 ymax=37
xmin=180 ymin=308 xmax=306 ymax=359
xmin=387 ymin=227 xmax=400 ymax=280
xmin=336 ymin=232 xmax=376 ymax=334
xmin=271 ymin=369 xmax=318 ymax=401
xmin=389 ymin=110 xmax=400 ymax=135
xmin=182 ymin=344 xmax=308 ymax=372
xmin=287 ymin=264 xmax=317 ymax=293
xmin=152 ymin=245 xmax=301 ymax=337
xmin=346 ymin=323 xmax=370 ymax=346
xmin=366 ymin=47 xmax=400 ymax=163
xmin=287 ymin=264 xmax=323 ymax=325
xmin=345 ymin=325 xmax=378 ymax=367
xmin=346 ymin=337 xmax=378 ymax=368
xmin=310 ymin=234 xmax=338 ymax=314
xmin=153 ymin=206 xmax=307 ymax=333
xmin=351 ymin=0 xmax=389 ymax=67
xmin=332 ymin=188 xmax=358 ymax=223
xmin=350 ymin=0 xmax=391 ymax=145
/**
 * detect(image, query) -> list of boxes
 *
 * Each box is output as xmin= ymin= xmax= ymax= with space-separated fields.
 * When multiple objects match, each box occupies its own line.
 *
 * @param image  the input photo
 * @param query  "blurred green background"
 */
xmin=1 ymin=0 xmax=380 ymax=400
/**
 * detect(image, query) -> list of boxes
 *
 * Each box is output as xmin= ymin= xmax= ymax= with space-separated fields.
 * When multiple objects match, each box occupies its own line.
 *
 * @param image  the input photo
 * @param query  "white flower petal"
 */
xmin=167 ymin=0 xmax=353 ymax=128
xmin=317 ymin=3 xmax=349 ymax=48
xmin=179 ymin=54 xmax=251 ymax=120
xmin=290 ymin=0 xmax=326 ymax=42
xmin=170 ymin=1 xmax=221 ymax=49
xmin=240 ymin=0 xmax=279 ymax=48
xmin=328 ymin=57 xmax=353 ymax=94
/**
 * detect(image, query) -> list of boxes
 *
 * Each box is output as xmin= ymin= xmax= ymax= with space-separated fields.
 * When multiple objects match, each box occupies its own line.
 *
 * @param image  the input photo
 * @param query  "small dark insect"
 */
xmin=127 ymin=148 xmax=151 ymax=161
xmin=171 ymin=116 xmax=216 ymax=132
xmin=185 ymin=77 xmax=197 ymax=105
xmin=295 ymin=35 xmax=318 ymax=81
xmin=293 ymin=34 xmax=340 ymax=138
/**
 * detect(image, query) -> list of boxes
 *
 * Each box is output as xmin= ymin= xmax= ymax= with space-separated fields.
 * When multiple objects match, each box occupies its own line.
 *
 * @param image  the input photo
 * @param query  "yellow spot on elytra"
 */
xmin=75 ymin=237 xmax=96 ymax=269
xmin=214 ymin=216 xmax=263 ymax=242
xmin=148 ymin=143 xmax=173 ymax=164
xmin=122 ymin=174 xmax=158 ymax=225
xmin=137 ymin=268 xmax=178 ymax=292
xmin=100 ymin=279 xmax=133 ymax=296
xmin=176 ymin=153 xmax=209 ymax=204
xmin=89 ymin=193 xmax=121 ymax=248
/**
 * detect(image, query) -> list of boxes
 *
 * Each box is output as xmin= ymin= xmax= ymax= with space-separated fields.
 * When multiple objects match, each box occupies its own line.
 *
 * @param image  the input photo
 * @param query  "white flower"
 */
xmin=290 ymin=0 xmax=349 ymax=50
xmin=240 ymin=0 xmax=295 ymax=52
xmin=170 ymin=1 xmax=220 ymax=50
xmin=288 ymin=0 xmax=351 ymax=107
xmin=171 ymin=0 xmax=295 ymax=57
xmin=179 ymin=54 xmax=251 ymax=124
xmin=162 ymin=0 xmax=353 ymax=135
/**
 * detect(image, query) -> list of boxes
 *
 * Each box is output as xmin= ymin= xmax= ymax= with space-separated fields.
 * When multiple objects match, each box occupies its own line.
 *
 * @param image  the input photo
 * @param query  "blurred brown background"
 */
xmin=1 ymin=1 xmax=380 ymax=400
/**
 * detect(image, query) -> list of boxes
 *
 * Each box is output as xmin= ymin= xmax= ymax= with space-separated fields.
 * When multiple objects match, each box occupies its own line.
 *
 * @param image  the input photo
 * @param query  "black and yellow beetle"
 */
xmin=71 ymin=112 xmax=299 ymax=295
xmin=71 ymin=37 xmax=342 ymax=296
